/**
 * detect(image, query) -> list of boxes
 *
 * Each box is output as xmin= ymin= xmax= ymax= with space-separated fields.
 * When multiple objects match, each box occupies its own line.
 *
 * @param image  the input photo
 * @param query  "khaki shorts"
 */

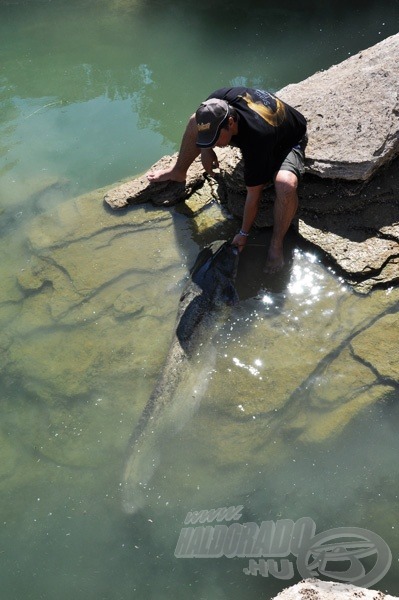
xmin=279 ymin=134 xmax=308 ymax=180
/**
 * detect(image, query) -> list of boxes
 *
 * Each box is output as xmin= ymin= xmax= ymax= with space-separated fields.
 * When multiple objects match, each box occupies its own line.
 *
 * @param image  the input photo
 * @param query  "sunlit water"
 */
xmin=1 ymin=1 xmax=399 ymax=599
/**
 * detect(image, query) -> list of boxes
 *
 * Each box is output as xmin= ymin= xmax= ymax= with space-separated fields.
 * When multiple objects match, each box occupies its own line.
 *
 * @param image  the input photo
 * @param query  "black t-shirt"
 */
xmin=207 ymin=87 xmax=307 ymax=187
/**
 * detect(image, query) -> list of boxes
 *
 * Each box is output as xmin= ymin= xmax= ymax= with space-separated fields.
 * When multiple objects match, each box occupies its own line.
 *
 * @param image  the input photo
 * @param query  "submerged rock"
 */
xmin=351 ymin=312 xmax=399 ymax=382
xmin=1 ymin=171 xmax=398 ymax=484
xmin=104 ymin=34 xmax=399 ymax=294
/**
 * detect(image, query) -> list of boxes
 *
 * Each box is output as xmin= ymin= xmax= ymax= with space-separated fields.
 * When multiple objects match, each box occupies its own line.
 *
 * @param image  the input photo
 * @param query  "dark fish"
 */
xmin=122 ymin=240 xmax=239 ymax=513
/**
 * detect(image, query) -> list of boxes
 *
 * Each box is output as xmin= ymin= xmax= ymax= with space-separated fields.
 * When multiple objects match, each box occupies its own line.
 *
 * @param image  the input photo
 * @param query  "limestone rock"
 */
xmin=276 ymin=34 xmax=399 ymax=293
xmin=102 ymin=35 xmax=399 ymax=293
xmin=220 ymin=154 xmax=399 ymax=293
xmin=298 ymin=219 xmax=399 ymax=294
xmin=278 ymin=33 xmax=399 ymax=180
xmin=219 ymin=34 xmax=399 ymax=292
xmin=273 ymin=579 xmax=398 ymax=600
xmin=104 ymin=155 xmax=206 ymax=209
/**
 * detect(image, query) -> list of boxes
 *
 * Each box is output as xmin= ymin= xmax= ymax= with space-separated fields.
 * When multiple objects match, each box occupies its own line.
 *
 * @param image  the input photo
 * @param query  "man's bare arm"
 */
xmin=232 ymin=184 xmax=264 ymax=250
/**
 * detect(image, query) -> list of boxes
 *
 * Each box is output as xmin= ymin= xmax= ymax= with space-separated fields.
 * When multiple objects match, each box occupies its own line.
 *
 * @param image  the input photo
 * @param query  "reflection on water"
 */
xmin=1 ymin=1 xmax=399 ymax=598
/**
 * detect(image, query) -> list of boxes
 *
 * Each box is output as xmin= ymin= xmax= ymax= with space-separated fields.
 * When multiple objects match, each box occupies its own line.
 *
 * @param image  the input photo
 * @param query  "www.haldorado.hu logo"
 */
xmin=174 ymin=506 xmax=392 ymax=588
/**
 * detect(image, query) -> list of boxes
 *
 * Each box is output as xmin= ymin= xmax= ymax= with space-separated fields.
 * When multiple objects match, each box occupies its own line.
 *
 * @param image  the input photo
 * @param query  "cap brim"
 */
xmin=196 ymin=138 xmax=216 ymax=148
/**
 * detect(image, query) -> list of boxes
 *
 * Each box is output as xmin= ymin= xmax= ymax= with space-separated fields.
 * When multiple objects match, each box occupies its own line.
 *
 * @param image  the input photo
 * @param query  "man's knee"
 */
xmin=274 ymin=170 xmax=298 ymax=196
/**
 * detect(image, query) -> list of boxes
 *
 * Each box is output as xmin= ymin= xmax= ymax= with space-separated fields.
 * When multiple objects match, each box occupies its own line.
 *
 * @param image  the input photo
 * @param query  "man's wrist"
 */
xmin=239 ymin=229 xmax=249 ymax=237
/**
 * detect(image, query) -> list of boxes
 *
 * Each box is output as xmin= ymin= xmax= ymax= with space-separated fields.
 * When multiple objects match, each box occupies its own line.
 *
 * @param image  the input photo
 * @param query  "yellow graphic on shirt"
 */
xmin=239 ymin=92 xmax=286 ymax=127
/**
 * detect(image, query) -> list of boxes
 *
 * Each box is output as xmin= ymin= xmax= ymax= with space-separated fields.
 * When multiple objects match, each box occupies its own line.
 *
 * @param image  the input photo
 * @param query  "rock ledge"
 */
xmin=104 ymin=34 xmax=399 ymax=293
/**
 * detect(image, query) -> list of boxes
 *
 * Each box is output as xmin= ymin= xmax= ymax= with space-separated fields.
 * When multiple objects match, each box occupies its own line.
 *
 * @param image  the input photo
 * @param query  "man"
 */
xmin=147 ymin=87 xmax=307 ymax=273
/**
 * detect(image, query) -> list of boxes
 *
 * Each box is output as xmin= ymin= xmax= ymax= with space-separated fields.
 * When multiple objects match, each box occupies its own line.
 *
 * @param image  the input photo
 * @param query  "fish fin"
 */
xmin=122 ymin=444 xmax=161 ymax=515
xmin=189 ymin=247 xmax=213 ymax=277
xmin=190 ymin=241 xmax=229 ymax=283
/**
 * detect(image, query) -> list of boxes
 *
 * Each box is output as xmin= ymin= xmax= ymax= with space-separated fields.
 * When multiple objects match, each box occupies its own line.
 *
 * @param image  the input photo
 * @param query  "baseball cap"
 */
xmin=195 ymin=98 xmax=229 ymax=148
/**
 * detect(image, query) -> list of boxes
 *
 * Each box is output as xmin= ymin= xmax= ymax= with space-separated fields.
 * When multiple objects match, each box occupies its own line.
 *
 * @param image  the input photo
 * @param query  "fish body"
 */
xmin=122 ymin=240 xmax=239 ymax=513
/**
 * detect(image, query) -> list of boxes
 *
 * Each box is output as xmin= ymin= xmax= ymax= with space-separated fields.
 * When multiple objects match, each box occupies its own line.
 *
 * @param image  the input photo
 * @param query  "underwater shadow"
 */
xmin=234 ymin=228 xmax=296 ymax=301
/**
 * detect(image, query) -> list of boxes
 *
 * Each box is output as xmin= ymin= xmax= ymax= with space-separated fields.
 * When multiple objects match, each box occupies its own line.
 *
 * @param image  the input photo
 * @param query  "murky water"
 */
xmin=1 ymin=1 xmax=399 ymax=598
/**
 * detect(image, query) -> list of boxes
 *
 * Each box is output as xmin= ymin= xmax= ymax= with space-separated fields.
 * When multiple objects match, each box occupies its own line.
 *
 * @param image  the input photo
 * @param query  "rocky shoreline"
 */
xmin=104 ymin=33 xmax=399 ymax=294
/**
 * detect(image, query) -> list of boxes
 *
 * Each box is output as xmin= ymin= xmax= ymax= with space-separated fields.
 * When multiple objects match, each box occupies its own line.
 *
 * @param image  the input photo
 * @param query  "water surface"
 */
xmin=0 ymin=1 xmax=398 ymax=598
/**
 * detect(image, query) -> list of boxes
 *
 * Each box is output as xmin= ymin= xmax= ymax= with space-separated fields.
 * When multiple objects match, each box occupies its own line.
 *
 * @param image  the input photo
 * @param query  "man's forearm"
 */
xmin=174 ymin=114 xmax=201 ymax=174
xmin=241 ymin=185 xmax=264 ymax=233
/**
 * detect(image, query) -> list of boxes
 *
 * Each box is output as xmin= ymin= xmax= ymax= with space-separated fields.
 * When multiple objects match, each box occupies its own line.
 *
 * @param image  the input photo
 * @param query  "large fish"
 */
xmin=122 ymin=240 xmax=239 ymax=514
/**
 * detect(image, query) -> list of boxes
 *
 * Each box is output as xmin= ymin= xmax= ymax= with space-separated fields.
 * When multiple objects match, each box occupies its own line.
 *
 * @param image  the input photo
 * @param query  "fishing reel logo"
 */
xmin=175 ymin=508 xmax=392 ymax=588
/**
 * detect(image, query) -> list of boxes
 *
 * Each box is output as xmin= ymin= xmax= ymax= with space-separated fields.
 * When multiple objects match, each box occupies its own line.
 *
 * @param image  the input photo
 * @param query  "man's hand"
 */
xmin=232 ymin=233 xmax=248 ymax=252
xmin=201 ymin=148 xmax=219 ymax=176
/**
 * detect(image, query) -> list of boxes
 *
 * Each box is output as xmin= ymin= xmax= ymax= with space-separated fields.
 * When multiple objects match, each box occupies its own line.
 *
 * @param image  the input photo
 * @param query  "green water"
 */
xmin=1 ymin=1 xmax=399 ymax=599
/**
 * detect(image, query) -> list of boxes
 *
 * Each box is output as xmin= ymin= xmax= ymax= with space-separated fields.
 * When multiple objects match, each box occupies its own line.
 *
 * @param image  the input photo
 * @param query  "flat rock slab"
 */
xmin=104 ymin=154 xmax=208 ymax=209
xmin=278 ymin=33 xmax=399 ymax=180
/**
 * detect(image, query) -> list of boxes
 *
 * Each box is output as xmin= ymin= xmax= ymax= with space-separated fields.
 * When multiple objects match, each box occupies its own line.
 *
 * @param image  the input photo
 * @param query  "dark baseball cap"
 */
xmin=195 ymin=98 xmax=229 ymax=148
